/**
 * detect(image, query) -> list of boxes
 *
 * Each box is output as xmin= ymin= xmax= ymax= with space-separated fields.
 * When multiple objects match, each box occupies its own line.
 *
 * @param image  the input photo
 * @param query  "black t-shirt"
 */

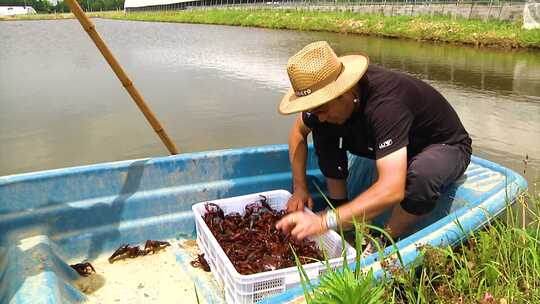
xmin=302 ymin=64 xmax=471 ymax=160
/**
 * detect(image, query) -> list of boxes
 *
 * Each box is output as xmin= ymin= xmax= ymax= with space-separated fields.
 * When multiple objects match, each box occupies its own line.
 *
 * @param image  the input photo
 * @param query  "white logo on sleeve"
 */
xmin=378 ymin=139 xmax=393 ymax=150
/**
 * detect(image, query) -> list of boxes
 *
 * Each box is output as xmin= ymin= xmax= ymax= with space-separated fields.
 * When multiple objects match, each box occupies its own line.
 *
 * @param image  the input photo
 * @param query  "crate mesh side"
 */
xmin=254 ymin=277 xmax=284 ymax=292
xmin=254 ymin=289 xmax=284 ymax=303
xmin=193 ymin=190 xmax=356 ymax=304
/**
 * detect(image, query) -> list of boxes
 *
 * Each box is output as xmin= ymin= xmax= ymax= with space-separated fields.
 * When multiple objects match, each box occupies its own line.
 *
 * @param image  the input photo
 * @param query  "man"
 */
xmin=275 ymin=41 xmax=471 ymax=245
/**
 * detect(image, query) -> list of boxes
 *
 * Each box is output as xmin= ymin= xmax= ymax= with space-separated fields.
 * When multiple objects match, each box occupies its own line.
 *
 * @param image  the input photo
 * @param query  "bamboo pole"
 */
xmin=65 ymin=0 xmax=179 ymax=155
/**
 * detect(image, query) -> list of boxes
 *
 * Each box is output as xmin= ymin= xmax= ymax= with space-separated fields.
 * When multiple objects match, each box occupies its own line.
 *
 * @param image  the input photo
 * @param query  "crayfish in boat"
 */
xmin=108 ymin=240 xmax=171 ymax=263
xmin=190 ymin=253 xmax=211 ymax=272
xmin=198 ymin=195 xmax=323 ymax=275
xmin=70 ymin=262 xmax=96 ymax=277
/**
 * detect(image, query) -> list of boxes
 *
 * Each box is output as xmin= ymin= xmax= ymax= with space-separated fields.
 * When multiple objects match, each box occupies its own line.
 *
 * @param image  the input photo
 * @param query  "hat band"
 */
xmin=294 ymin=63 xmax=344 ymax=97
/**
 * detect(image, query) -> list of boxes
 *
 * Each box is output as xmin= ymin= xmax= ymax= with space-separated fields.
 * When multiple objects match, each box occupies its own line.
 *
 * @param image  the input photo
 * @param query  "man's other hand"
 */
xmin=286 ymin=190 xmax=314 ymax=212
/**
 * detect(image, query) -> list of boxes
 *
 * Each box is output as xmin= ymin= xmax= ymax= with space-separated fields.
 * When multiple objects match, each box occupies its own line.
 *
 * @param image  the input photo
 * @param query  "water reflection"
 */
xmin=0 ymin=19 xmax=538 ymax=185
xmin=327 ymin=34 xmax=540 ymax=99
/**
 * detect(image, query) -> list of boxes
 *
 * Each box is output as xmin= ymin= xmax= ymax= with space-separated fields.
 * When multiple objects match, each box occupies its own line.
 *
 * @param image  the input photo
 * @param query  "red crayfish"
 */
xmin=70 ymin=262 xmax=96 ymax=277
xmin=190 ymin=253 xmax=211 ymax=272
xmin=108 ymin=240 xmax=171 ymax=264
xmin=197 ymin=195 xmax=323 ymax=275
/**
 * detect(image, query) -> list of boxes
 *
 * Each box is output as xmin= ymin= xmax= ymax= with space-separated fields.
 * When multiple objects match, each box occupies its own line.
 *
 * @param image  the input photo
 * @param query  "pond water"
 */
xmin=0 ymin=19 xmax=538 ymax=186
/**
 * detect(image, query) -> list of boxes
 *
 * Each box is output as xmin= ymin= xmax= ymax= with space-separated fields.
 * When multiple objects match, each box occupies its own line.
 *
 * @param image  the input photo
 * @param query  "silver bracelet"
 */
xmin=325 ymin=209 xmax=338 ymax=230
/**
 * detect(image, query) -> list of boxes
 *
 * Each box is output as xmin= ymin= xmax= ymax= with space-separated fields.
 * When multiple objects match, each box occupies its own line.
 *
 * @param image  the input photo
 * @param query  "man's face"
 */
xmin=307 ymin=91 xmax=355 ymax=125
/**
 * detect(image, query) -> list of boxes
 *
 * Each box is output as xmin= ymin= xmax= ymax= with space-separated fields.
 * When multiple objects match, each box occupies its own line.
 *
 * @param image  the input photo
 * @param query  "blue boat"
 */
xmin=0 ymin=144 xmax=527 ymax=304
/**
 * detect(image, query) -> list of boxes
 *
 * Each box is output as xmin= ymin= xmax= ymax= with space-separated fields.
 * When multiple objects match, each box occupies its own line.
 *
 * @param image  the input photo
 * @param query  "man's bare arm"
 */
xmin=335 ymin=146 xmax=407 ymax=225
xmin=287 ymin=114 xmax=313 ymax=211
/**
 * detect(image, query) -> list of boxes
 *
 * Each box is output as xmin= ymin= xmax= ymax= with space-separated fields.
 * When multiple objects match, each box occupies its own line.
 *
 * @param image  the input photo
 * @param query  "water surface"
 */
xmin=1 ymin=19 xmax=538 ymax=185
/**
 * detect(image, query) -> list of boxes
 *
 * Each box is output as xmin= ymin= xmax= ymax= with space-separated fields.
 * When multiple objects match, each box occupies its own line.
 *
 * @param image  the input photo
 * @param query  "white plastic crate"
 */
xmin=192 ymin=189 xmax=357 ymax=304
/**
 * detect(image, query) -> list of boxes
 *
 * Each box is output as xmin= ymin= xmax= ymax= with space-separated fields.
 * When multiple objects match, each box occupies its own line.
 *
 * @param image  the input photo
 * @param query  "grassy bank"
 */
xmin=392 ymin=192 xmax=540 ymax=303
xmin=3 ymin=9 xmax=539 ymax=48
xmin=0 ymin=12 xmax=105 ymax=21
xmin=101 ymin=9 xmax=540 ymax=49
xmin=297 ymin=189 xmax=540 ymax=303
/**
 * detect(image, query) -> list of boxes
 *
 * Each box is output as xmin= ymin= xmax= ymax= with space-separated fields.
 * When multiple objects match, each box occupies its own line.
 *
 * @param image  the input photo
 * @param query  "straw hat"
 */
xmin=278 ymin=41 xmax=369 ymax=115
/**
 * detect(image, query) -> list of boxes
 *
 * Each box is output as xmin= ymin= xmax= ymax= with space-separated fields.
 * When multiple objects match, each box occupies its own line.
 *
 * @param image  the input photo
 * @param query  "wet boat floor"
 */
xmin=72 ymin=239 xmax=223 ymax=304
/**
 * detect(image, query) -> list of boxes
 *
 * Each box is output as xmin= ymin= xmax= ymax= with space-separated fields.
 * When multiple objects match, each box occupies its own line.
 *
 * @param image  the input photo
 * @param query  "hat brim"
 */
xmin=278 ymin=54 xmax=369 ymax=115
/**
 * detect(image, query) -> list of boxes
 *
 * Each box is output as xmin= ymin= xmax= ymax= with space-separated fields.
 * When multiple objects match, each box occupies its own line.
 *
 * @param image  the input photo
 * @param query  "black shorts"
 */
xmin=314 ymin=140 xmax=471 ymax=216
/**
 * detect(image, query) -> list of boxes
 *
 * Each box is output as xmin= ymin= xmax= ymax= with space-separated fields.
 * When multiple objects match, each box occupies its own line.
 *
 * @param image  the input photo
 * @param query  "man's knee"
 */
xmin=406 ymin=166 xmax=441 ymax=202
xmin=400 ymin=144 xmax=469 ymax=216
xmin=401 ymin=166 xmax=440 ymax=215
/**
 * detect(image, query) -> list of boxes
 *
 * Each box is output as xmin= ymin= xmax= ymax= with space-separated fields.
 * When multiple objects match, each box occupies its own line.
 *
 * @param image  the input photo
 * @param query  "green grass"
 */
xmin=407 ymin=192 xmax=540 ymax=303
xmin=93 ymin=9 xmax=540 ymax=49
xmin=295 ymin=187 xmax=540 ymax=303
xmin=0 ymin=12 xmax=105 ymax=21
xmin=4 ymin=9 xmax=539 ymax=48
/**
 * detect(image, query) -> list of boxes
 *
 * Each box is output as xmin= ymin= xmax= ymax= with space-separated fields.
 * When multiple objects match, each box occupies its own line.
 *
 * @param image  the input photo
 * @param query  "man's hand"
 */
xmin=286 ymin=190 xmax=314 ymax=212
xmin=276 ymin=211 xmax=326 ymax=240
